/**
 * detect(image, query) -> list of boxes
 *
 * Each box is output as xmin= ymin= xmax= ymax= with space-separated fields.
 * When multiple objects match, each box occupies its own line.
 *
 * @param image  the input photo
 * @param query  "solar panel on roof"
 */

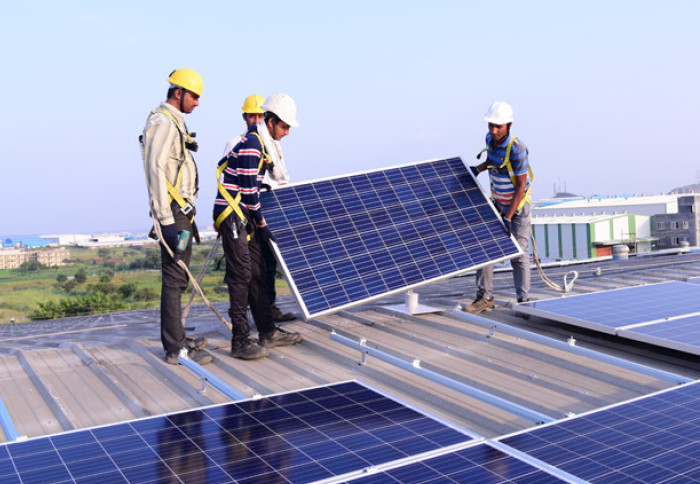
xmin=0 ymin=381 xmax=474 ymax=484
xmin=514 ymin=281 xmax=700 ymax=334
xmin=261 ymin=157 xmax=522 ymax=319
xmin=498 ymin=380 xmax=700 ymax=483
xmin=340 ymin=442 xmax=570 ymax=483
xmin=618 ymin=313 xmax=700 ymax=356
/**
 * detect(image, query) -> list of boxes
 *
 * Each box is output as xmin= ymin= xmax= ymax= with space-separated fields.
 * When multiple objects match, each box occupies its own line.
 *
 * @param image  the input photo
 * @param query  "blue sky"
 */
xmin=2 ymin=0 xmax=699 ymax=235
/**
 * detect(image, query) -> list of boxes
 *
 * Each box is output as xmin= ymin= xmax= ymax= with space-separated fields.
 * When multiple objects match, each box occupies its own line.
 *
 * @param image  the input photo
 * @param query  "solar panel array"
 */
xmin=0 ymin=381 xmax=474 ymax=484
xmin=498 ymin=380 xmax=700 ymax=483
xmin=260 ymin=157 xmax=521 ymax=319
xmin=514 ymin=281 xmax=700 ymax=355
xmin=4 ymin=379 xmax=700 ymax=483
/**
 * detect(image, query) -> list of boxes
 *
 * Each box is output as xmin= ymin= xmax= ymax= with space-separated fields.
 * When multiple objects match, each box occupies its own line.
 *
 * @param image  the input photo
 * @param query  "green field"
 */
xmin=0 ymin=242 xmax=289 ymax=324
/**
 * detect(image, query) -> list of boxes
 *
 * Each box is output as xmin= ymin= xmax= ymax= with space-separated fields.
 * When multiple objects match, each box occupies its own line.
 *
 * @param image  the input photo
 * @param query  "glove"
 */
xmin=470 ymin=166 xmax=480 ymax=177
xmin=160 ymin=223 xmax=178 ymax=251
xmin=502 ymin=217 xmax=512 ymax=237
xmin=258 ymin=225 xmax=275 ymax=246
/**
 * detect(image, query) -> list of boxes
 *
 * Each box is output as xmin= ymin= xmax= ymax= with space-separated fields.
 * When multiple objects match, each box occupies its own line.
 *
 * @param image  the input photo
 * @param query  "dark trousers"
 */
xmin=260 ymin=237 xmax=278 ymax=304
xmin=160 ymin=206 xmax=193 ymax=355
xmin=220 ymin=215 xmax=276 ymax=344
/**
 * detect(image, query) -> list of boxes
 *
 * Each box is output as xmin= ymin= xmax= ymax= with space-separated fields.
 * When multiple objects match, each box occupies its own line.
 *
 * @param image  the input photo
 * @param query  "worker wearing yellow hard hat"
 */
xmin=214 ymin=93 xmax=301 ymax=360
xmin=221 ymin=95 xmax=296 ymax=324
xmin=140 ymin=68 xmax=211 ymax=365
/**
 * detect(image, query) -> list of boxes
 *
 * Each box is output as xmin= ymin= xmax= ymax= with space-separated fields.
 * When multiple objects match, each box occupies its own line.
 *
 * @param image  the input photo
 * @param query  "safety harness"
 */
xmin=152 ymin=109 xmax=199 ymax=223
xmin=214 ymin=132 xmax=271 ymax=231
xmin=478 ymin=136 xmax=534 ymax=211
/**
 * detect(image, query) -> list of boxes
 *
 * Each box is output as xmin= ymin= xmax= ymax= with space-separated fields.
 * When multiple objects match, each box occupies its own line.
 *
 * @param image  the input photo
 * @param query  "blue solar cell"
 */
xmin=516 ymin=281 xmax=700 ymax=335
xmin=261 ymin=157 xmax=521 ymax=319
xmin=619 ymin=314 xmax=700 ymax=356
xmin=0 ymin=381 xmax=473 ymax=484
xmin=499 ymin=380 xmax=700 ymax=483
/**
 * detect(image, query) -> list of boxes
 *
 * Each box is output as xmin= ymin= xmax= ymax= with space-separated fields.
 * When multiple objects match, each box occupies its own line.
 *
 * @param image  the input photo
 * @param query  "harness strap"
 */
xmin=483 ymin=136 xmax=535 ymax=211
xmin=155 ymin=109 xmax=196 ymax=222
xmin=214 ymin=132 xmax=271 ymax=230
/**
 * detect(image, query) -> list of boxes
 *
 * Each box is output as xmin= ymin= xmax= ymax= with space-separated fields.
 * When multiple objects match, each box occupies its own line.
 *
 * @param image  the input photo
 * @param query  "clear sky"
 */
xmin=2 ymin=0 xmax=699 ymax=235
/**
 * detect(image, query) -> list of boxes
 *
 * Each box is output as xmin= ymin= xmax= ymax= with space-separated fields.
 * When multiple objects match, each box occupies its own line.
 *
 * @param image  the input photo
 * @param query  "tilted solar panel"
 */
xmin=498 ymin=380 xmax=700 ymax=483
xmin=261 ymin=157 xmax=522 ymax=319
xmin=0 ymin=381 xmax=474 ymax=484
xmin=514 ymin=281 xmax=700 ymax=334
xmin=618 ymin=313 xmax=700 ymax=356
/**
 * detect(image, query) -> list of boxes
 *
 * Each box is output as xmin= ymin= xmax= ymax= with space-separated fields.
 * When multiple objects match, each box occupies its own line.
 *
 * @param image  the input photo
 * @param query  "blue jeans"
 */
xmin=475 ymin=201 xmax=531 ymax=300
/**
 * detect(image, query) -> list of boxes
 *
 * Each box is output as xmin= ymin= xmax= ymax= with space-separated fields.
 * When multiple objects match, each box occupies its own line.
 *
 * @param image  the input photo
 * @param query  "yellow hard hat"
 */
xmin=242 ymin=94 xmax=265 ymax=114
xmin=167 ymin=68 xmax=203 ymax=96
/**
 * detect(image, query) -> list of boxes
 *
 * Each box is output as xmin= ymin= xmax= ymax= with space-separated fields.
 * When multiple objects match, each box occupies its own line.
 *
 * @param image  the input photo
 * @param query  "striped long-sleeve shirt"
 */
xmin=485 ymin=133 xmax=530 ymax=206
xmin=213 ymin=125 xmax=267 ymax=226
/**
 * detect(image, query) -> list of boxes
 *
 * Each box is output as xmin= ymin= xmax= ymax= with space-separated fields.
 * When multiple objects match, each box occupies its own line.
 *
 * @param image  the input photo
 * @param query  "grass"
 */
xmin=0 ymin=243 xmax=290 ymax=323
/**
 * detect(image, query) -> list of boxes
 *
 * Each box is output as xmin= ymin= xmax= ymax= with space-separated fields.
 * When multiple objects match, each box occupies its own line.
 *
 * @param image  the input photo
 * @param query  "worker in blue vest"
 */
xmin=222 ymin=95 xmax=296 ymax=323
xmin=140 ymin=69 xmax=211 ymax=365
xmin=214 ymin=93 xmax=302 ymax=360
xmin=465 ymin=101 xmax=532 ymax=313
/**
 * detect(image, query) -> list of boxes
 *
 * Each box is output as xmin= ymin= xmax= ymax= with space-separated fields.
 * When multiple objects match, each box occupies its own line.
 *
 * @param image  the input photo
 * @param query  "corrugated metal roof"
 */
xmin=0 ymin=252 xmax=699 ymax=444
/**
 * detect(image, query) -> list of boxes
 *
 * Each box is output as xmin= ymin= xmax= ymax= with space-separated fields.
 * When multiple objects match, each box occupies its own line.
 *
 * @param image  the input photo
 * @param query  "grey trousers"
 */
xmin=476 ymin=201 xmax=531 ymax=300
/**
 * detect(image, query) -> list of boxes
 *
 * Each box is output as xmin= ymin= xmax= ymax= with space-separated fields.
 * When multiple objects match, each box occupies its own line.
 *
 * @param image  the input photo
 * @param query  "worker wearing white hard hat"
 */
xmin=221 ymin=94 xmax=296 ymax=324
xmin=213 ymin=93 xmax=302 ymax=360
xmin=465 ymin=101 xmax=533 ymax=313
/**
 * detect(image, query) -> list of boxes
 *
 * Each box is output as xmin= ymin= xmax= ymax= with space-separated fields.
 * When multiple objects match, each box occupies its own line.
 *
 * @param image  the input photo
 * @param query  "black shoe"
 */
xmin=231 ymin=339 xmax=270 ymax=360
xmin=165 ymin=348 xmax=212 ymax=365
xmin=186 ymin=336 xmax=208 ymax=351
xmin=260 ymin=327 xmax=303 ymax=348
xmin=517 ymin=297 xmax=530 ymax=303
xmin=270 ymin=304 xmax=296 ymax=322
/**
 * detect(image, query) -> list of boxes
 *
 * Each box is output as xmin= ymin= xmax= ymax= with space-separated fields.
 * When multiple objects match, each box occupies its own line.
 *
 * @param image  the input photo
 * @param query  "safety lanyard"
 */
xmin=215 ymin=132 xmax=270 ymax=230
xmin=478 ymin=136 xmax=534 ymax=210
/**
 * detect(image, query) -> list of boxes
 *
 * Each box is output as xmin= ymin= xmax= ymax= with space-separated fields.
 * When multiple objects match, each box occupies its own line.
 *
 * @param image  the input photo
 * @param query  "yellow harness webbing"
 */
xmin=479 ymin=136 xmax=534 ymax=211
xmin=155 ymin=109 xmax=196 ymax=222
xmin=214 ymin=132 xmax=270 ymax=230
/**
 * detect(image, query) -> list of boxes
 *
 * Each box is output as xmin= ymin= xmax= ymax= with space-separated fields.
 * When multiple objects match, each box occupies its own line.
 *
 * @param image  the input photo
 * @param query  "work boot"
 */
xmin=270 ymin=304 xmax=296 ymax=322
xmin=259 ymin=327 xmax=303 ymax=348
xmin=517 ymin=297 xmax=530 ymax=304
xmin=231 ymin=339 xmax=270 ymax=360
xmin=463 ymin=295 xmax=495 ymax=314
xmin=186 ymin=336 xmax=208 ymax=351
xmin=165 ymin=348 xmax=213 ymax=365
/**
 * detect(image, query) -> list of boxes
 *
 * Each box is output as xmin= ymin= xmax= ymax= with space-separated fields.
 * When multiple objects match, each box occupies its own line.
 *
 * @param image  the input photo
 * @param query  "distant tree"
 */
xmin=117 ymin=282 xmax=138 ymax=299
xmin=144 ymin=247 xmax=161 ymax=268
xmin=19 ymin=260 xmax=45 ymax=272
xmin=56 ymin=274 xmax=67 ymax=283
xmin=97 ymin=248 xmax=109 ymax=258
xmin=29 ymin=293 xmax=127 ymax=320
xmin=135 ymin=287 xmax=158 ymax=302
xmin=99 ymin=271 xmax=114 ymax=284
xmin=62 ymin=279 xmax=78 ymax=292
xmin=74 ymin=268 xmax=87 ymax=284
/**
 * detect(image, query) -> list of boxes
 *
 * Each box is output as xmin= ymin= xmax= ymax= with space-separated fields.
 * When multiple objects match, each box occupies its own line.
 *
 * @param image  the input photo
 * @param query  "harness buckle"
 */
xmin=181 ymin=203 xmax=194 ymax=216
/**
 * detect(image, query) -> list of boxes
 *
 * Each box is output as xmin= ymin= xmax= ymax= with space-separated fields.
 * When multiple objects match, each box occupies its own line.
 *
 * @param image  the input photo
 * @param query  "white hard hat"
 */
xmin=484 ymin=101 xmax=513 ymax=124
xmin=262 ymin=93 xmax=299 ymax=127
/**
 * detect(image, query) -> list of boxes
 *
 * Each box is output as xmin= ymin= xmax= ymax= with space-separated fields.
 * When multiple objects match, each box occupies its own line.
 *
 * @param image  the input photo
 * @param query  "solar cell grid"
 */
xmin=340 ymin=442 xmax=568 ymax=483
xmin=516 ymin=281 xmax=700 ymax=334
xmin=261 ymin=157 xmax=521 ymax=319
xmin=0 ymin=381 xmax=474 ymax=484
xmin=619 ymin=314 xmax=700 ymax=356
xmin=499 ymin=380 xmax=700 ymax=483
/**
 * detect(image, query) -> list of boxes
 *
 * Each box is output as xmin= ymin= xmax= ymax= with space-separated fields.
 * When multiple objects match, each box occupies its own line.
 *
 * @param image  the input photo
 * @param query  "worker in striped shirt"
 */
xmin=213 ymin=94 xmax=302 ymax=360
xmin=465 ymin=101 xmax=532 ymax=313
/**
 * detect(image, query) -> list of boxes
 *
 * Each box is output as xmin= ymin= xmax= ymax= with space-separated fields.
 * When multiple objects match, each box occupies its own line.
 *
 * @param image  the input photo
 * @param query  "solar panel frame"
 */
xmin=513 ymin=281 xmax=700 ymax=334
xmin=261 ymin=157 xmax=523 ymax=320
xmin=496 ymin=380 xmax=700 ymax=483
